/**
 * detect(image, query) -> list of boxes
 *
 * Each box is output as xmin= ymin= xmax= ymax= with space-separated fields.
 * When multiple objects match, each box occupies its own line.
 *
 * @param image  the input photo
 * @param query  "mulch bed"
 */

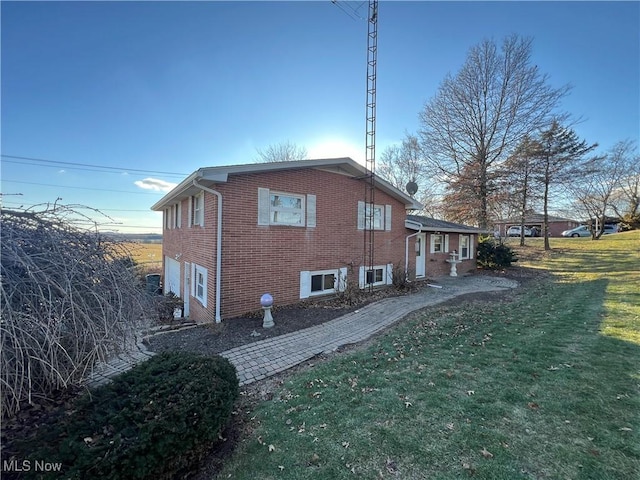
xmin=144 ymin=284 xmax=423 ymax=356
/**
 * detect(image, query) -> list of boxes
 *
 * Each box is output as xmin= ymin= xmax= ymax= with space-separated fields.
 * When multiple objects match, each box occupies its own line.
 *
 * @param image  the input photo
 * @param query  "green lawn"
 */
xmin=214 ymin=232 xmax=640 ymax=479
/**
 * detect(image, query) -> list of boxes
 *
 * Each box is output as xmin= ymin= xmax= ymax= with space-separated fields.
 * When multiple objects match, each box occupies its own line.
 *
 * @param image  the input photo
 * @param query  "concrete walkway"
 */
xmin=86 ymin=275 xmax=518 ymax=388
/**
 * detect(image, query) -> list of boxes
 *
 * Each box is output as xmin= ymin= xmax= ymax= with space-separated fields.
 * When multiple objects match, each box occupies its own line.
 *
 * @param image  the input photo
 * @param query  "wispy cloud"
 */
xmin=134 ymin=177 xmax=177 ymax=192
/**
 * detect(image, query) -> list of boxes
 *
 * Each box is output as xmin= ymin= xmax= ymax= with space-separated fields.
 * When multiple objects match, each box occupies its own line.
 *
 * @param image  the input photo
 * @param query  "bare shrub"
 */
xmin=1 ymin=206 xmax=153 ymax=418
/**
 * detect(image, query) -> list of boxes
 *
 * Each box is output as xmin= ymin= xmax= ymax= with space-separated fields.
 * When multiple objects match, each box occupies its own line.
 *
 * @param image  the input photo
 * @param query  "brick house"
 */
xmin=405 ymin=215 xmax=483 ymax=278
xmin=151 ymin=158 xmax=423 ymax=323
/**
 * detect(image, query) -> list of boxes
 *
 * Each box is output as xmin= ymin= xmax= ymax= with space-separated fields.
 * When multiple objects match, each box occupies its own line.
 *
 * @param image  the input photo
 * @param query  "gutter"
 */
xmin=192 ymin=179 xmax=223 ymax=323
xmin=405 ymin=219 xmax=423 ymax=280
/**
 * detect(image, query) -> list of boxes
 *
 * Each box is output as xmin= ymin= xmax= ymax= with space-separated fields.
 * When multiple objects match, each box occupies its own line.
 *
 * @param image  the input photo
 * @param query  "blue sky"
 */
xmin=2 ymin=1 xmax=638 ymax=233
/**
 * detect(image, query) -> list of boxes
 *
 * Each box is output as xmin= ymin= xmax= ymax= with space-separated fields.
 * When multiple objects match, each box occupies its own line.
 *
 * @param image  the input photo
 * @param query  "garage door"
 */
xmin=164 ymin=257 xmax=181 ymax=297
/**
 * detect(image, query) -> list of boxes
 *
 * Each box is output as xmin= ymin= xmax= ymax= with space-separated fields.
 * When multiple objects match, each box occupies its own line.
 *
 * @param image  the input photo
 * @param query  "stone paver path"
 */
xmin=86 ymin=275 xmax=518 ymax=388
xmin=220 ymin=275 xmax=518 ymax=385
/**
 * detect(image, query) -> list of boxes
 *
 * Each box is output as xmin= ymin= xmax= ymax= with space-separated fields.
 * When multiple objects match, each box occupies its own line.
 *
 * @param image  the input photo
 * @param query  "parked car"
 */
xmin=561 ymin=225 xmax=591 ymax=237
xmin=507 ymin=226 xmax=532 ymax=237
xmin=602 ymin=224 xmax=619 ymax=235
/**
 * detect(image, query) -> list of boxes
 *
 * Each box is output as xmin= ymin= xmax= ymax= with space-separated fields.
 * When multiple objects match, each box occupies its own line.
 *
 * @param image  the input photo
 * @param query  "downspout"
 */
xmin=193 ymin=179 xmax=223 ymax=323
xmin=405 ymin=220 xmax=423 ymax=280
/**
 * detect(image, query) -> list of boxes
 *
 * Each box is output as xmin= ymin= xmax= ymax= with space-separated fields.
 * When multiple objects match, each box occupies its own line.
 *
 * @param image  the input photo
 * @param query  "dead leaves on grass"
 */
xmin=480 ymin=447 xmax=494 ymax=459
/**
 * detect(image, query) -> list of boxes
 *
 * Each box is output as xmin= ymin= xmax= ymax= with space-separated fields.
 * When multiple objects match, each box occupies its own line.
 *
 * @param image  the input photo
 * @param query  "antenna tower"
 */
xmin=364 ymin=0 xmax=378 ymax=291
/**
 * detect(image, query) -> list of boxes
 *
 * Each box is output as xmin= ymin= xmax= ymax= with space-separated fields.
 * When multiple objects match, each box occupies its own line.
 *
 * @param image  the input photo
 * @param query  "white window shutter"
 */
xmin=176 ymin=203 xmax=182 ymax=228
xmin=300 ymin=271 xmax=311 ymax=299
xmin=199 ymin=193 xmax=205 ymax=227
xmin=307 ymin=194 xmax=316 ymax=228
xmin=429 ymin=234 xmax=435 ymax=254
xmin=470 ymin=235 xmax=475 ymax=259
xmin=358 ymin=266 xmax=365 ymax=289
xmin=385 ymin=205 xmax=392 ymax=231
xmin=188 ymin=197 xmax=193 ymax=228
xmin=444 ymin=234 xmax=450 ymax=253
xmin=337 ymin=267 xmax=348 ymax=292
xmin=386 ymin=263 xmax=393 ymax=285
xmin=258 ymin=188 xmax=270 ymax=225
xmin=357 ymin=201 xmax=365 ymax=230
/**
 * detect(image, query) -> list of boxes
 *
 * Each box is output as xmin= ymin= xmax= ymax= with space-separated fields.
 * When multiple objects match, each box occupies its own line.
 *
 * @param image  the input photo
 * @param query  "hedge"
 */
xmin=14 ymin=352 xmax=239 ymax=480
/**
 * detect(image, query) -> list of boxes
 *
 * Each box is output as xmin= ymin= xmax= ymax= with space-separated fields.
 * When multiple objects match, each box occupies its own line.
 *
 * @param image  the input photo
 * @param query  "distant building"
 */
xmin=493 ymin=213 xmax=581 ymax=237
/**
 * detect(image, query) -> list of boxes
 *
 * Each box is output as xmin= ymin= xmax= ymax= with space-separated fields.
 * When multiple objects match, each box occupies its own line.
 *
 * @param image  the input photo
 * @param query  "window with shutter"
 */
xmin=258 ymin=188 xmax=311 ymax=227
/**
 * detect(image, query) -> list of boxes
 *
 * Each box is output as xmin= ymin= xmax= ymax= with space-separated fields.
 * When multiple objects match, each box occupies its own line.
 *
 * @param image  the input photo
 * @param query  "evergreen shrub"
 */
xmin=477 ymin=236 xmax=518 ymax=269
xmin=18 ymin=352 xmax=239 ymax=480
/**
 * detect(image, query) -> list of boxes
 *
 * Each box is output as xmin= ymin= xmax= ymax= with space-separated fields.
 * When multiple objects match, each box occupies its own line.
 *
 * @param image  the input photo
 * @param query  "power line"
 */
xmin=2 ymin=159 xmax=187 ymax=178
xmin=0 ymin=201 xmax=154 ymax=213
xmin=2 ymin=179 xmax=167 ymax=195
xmin=331 ymin=0 xmax=362 ymax=21
xmin=1 ymin=154 xmax=190 ymax=177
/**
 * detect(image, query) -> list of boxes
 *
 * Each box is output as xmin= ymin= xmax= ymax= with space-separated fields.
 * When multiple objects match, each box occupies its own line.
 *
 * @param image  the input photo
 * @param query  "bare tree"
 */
xmin=378 ymin=134 xmax=440 ymax=216
xmin=534 ymin=121 xmax=597 ymax=249
xmin=419 ymin=34 xmax=570 ymax=229
xmin=1 ymin=205 xmax=153 ymax=418
xmin=608 ymin=140 xmax=640 ymax=228
xmin=255 ymin=140 xmax=308 ymax=163
xmin=569 ymin=141 xmax=635 ymax=236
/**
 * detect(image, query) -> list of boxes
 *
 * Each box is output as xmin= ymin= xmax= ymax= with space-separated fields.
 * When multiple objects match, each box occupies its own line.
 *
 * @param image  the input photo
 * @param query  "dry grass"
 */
xmin=126 ymin=242 xmax=163 ymax=270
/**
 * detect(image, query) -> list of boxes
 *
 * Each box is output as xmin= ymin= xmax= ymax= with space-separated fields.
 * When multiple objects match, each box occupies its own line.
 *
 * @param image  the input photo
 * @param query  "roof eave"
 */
xmin=151 ymin=157 xmax=421 ymax=211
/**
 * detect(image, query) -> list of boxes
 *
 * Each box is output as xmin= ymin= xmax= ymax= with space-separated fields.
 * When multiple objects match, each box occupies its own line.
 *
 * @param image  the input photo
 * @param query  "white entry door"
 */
xmin=183 ymin=262 xmax=190 ymax=317
xmin=415 ymin=233 xmax=426 ymax=278
xmin=164 ymin=257 xmax=181 ymax=296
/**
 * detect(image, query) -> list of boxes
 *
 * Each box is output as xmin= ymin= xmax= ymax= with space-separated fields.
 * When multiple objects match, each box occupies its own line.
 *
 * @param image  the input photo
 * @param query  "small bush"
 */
xmin=15 ymin=352 xmax=239 ymax=480
xmin=477 ymin=236 xmax=518 ymax=269
xmin=392 ymin=262 xmax=415 ymax=291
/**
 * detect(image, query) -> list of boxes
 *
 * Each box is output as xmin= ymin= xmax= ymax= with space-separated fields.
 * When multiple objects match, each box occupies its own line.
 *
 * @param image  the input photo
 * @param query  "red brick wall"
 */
xmin=162 ymin=168 xmax=412 ymax=322
xmin=407 ymin=232 xmax=477 ymax=279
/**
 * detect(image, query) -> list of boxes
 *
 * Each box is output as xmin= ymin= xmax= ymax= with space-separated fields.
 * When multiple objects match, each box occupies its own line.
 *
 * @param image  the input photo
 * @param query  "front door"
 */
xmin=183 ymin=262 xmax=190 ymax=318
xmin=415 ymin=233 xmax=426 ymax=278
xmin=164 ymin=257 xmax=181 ymax=296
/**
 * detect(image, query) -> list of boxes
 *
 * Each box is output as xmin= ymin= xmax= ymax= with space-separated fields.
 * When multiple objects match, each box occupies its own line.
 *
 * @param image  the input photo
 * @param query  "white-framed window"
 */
xmin=191 ymin=264 xmax=208 ymax=307
xmin=270 ymin=192 xmax=305 ymax=225
xmin=358 ymin=264 xmax=393 ymax=288
xmin=193 ymin=192 xmax=204 ymax=226
xmin=258 ymin=188 xmax=316 ymax=227
xmin=357 ymin=201 xmax=392 ymax=231
xmin=300 ymin=268 xmax=347 ymax=299
xmin=459 ymin=235 xmax=474 ymax=260
xmin=430 ymin=234 xmax=449 ymax=253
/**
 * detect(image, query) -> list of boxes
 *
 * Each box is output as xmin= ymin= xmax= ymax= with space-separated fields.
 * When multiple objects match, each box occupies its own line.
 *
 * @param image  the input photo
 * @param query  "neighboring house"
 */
xmin=151 ymin=158 xmax=422 ymax=323
xmin=493 ymin=213 xmax=580 ymax=238
xmin=406 ymin=215 xmax=483 ymax=278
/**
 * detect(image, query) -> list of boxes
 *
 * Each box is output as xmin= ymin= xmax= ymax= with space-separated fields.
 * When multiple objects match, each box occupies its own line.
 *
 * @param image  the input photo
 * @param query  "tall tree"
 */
xmin=419 ymin=34 xmax=569 ymax=229
xmin=255 ymin=141 xmax=307 ymax=163
xmin=378 ymin=134 xmax=440 ymax=216
xmin=501 ymin=136 xmax=543 ymax=245
xmin=534 ymin=121 xmax=597 ymax=249
xmin=570 ymin=140 xmax=636 ymax=236
xmin=608 ymin=140 xmax=640 ymax=228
